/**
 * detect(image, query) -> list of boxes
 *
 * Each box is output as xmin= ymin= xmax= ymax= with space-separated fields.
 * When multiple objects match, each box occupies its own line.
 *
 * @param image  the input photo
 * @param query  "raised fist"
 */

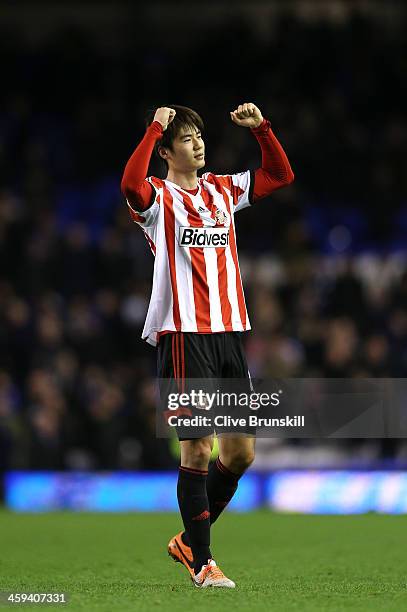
xmin=153 ymin=107 xmax=176 ymax=130
xmin=230 ymin=103 xmax=263 ymax=129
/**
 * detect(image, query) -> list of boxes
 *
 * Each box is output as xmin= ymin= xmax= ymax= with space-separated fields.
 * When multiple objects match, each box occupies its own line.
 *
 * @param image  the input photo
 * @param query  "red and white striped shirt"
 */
xmin=127 ymin=171 xmax=252 ymax=345
xmin=122 ymin=118 xmax=294 ymax=346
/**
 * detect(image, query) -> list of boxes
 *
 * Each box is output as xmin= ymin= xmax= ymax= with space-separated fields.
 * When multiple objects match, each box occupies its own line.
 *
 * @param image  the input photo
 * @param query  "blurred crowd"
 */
xmin=0 ymin=4 xmax=406 ymax=473
xmin=1 ymin=190 xmax=407 ymax=471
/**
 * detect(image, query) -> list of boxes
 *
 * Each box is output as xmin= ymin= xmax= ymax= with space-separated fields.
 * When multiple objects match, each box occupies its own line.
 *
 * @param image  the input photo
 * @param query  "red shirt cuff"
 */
xmin=251 ymin=118 xmax=270 ymax=133
xmin=148 ymin=121 xmax=164 ymax=138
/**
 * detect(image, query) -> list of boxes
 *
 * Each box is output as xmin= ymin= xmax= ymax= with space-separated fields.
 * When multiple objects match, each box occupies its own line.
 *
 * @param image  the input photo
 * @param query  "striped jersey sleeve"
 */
xmin=202 ymin=170 xmax=252 ymax=213
xmin=126 ymin=177 xmax=163 ymax=228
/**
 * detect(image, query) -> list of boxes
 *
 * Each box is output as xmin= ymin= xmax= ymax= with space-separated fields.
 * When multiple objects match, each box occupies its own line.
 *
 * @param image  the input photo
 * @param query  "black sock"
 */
xmin=177 ymin=466 xmax=211 ymax=572
xmin=206 ymin=457 xmax=241 ymax=525
xmin=182 ymin=458 xmax=241 ymax=549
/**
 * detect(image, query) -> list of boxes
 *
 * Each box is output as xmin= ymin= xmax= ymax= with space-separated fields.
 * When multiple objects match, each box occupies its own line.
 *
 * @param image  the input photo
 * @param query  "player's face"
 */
xmin=168 ymin=125 xmax=205 ymax=172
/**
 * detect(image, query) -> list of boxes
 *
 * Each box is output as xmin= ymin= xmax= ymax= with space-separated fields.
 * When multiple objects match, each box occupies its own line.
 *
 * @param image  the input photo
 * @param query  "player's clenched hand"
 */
xmin=153 ymin=107 xmax=176 ymax=130
xmin=230 ymin=103 xmax=263 ymax=128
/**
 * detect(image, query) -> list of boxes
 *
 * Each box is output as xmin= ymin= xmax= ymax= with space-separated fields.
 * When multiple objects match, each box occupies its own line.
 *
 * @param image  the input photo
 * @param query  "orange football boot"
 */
xmin=193 ymin=559 xmax=236 ymax=588
xmin=167 ymin=531 xmax=195 ymax=579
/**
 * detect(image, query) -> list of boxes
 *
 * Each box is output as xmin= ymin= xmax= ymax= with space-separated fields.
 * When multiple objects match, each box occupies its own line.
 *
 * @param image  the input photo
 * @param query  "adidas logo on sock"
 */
xmin=192 ymin=510 xmax=210 ymax=521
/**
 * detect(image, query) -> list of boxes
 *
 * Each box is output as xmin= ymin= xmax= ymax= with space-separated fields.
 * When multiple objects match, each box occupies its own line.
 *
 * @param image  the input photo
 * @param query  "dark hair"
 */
xmin=146 ymin=104 xmax=204 ymax=167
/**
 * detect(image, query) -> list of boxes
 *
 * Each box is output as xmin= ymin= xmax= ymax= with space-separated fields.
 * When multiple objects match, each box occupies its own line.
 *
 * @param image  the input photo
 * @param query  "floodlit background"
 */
xmin=1 ymin=0 xmax=406 ymax=512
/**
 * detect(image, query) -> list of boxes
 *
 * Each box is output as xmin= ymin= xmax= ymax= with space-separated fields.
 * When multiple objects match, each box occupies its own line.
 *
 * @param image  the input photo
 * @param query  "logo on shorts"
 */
xmin=179 ymin=227 xmax=229 ymax=248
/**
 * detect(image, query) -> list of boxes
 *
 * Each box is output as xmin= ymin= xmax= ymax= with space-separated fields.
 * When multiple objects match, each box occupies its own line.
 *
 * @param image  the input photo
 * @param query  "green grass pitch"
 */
xmin=1 ymin=509 xmax=407 ymax=611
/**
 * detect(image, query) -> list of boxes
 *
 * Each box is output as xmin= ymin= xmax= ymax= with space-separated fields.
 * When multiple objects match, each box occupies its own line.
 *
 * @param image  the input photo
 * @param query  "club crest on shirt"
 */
xmin=214 ymin=208 xmax=227 ymax=226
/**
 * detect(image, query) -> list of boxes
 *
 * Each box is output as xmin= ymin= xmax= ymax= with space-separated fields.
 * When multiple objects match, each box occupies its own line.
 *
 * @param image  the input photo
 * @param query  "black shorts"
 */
xmin=157 ymin=332 xmax=255 ymax=440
